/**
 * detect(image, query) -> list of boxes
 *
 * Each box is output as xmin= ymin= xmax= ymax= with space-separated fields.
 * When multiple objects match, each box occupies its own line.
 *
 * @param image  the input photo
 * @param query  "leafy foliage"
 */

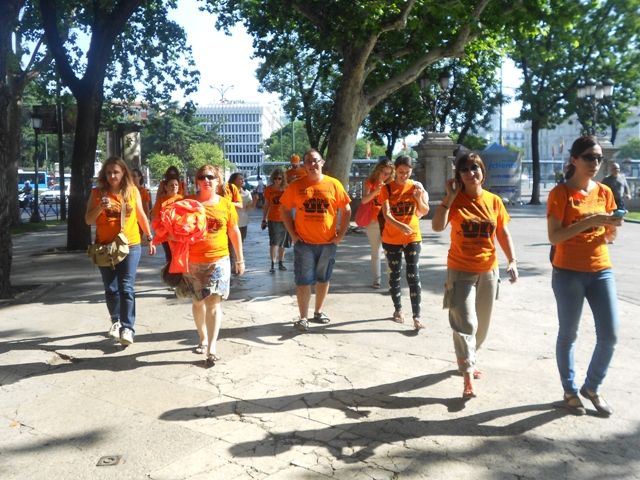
xmin=617 ymin=137 xmax=640 ymax=159
xmin=264 ymin=121 xmax=311 ymax=162
xmin=147 ymin=152 xmax=183 ymax=182
xmin=186 ymin=142 xmax=228 ymax=177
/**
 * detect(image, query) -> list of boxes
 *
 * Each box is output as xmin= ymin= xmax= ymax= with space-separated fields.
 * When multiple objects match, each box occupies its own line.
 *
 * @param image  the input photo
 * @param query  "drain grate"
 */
xmin=96 ymin=455 xmax=122 ymax=467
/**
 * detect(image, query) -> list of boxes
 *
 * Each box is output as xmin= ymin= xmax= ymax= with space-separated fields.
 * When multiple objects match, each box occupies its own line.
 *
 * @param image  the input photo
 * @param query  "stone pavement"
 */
xmin=1 ymin=207 xmax=640 ymax=479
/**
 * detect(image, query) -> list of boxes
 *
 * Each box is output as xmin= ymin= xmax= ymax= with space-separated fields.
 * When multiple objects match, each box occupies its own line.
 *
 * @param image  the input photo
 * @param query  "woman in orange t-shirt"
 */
xmin=132 ymin=168 xmax=152 ymax=219
xmin=431 ymin=152 xmax=518 ymax=400
xmin=360 ymin=159 xmax=394 ymax=288
xmin=85 ymin=157 xmax=156 ymax=346
xmin=157 ymin=165 xmax=187 ymax=197
xmin=151 ymin=177 xmax=184 ymax=262
xmin=379 ymin=156 xmax=430 ymax=330
xmin=261 ymin=167 xmax=291 ymax=273
xmin=180 ymin=165 xmax=244 ymax=367
xmin=547 ymin=136 xmax=622 ymax=417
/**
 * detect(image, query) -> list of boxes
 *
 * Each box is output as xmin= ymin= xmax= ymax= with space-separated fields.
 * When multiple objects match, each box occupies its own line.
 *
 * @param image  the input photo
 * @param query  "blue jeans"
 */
xmin=293 ymin=241 xmax=337 ymax=285
xmin=99 ymin=244 xmax=142 ymax=333
xmin=552 ymin=267 xmax=619 ymax=394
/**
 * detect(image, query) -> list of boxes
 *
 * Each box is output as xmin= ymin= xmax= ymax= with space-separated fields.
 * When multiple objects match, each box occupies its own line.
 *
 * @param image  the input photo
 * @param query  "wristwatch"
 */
xmin=146 ymin=234 xmax=154 ymax=242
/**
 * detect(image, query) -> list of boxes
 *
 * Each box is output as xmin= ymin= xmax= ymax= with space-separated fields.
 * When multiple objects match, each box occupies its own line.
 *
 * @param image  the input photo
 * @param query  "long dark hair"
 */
xmin=566 ymin=136 xmax=599 ymax=180
xmin=453 ymin=152 xmax=487 ymax=192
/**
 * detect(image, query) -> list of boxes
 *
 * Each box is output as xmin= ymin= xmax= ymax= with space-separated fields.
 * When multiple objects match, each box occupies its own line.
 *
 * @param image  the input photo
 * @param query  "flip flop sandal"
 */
xmin=392 ymin=311 xmax=405 ymax=324
xmin=413 ymin=318 xmax=425 ymax=330
xmin=194 ymin=344 xmax=208 ymax=355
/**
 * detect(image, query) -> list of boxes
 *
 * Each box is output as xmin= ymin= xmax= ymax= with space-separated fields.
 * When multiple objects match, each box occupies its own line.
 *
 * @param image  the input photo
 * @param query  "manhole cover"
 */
xmin=96 ymin=455 xmax=122 ymax=467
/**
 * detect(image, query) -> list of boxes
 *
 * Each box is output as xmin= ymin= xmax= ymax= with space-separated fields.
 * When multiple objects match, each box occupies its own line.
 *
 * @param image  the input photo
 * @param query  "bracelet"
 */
xmin=439 ymin=203 xmax=450 ymax=209
xmin=508 ymin=258 xmax=517 ymax=263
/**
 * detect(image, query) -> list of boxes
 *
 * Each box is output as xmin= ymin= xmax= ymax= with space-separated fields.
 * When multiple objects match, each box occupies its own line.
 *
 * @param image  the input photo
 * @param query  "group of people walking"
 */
xmin=85 ymin=135 xmax=623 ymax=416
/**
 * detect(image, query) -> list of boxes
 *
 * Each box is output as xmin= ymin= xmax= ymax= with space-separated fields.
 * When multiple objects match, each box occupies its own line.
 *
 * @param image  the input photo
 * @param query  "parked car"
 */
xmin=40 ymin=184 xmax=70 ymax=204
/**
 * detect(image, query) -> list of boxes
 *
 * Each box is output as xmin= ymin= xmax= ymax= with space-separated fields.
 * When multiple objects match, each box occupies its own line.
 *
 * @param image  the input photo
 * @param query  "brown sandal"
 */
xmin=392 ymin=310 xmax=405 ymax=324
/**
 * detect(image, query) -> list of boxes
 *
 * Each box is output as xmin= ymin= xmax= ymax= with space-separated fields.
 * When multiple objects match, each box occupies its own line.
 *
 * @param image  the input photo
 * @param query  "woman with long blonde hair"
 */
xmin=360 ymin=158 xmax=394 ymax=288
xmin=85 ymin=157 xmax=156 ymax=345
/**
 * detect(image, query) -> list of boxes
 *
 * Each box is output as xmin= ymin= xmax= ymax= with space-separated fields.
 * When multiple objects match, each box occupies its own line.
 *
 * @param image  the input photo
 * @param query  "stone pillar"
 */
xmin=123 ymin=131 xmax=141 ymax=169
xmin=413 ymin=132 xmax=457 ymax=201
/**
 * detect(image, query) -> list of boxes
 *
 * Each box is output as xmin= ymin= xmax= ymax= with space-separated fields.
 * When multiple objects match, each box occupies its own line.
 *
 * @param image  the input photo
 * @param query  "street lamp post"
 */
xmin=577 ymin=78 xmax=614 ymax=136
xmin=30 ymin=115 xmax=43 ymax=223
xmin=419 ymin=70 xmax=452 ymax=133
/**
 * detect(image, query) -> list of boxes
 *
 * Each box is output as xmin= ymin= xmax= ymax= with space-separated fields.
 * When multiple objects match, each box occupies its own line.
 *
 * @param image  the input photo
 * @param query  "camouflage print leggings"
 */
xmin=383 ymin=241 xmax=422 ymax=319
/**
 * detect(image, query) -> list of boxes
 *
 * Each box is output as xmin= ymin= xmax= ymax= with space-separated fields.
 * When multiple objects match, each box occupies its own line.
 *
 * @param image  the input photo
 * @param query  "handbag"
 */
xmin=354 ymin=200 xmax=374 ymax=227
xmin=87 ymin=197 xmax=130 ymax=268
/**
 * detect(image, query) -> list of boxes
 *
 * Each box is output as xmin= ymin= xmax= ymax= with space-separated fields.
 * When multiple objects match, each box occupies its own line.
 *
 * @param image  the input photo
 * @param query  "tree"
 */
xmin=353 ymin=138 xmax=386 ymax=160
xmin=617 ymin=137 xmax=640 ymax=159
xmin=510 ymin=0 xmax=640 ymax=204
xmin=147 ymin=152 xmax=183 ymax=181
xmin=186 ymin=142 xmax=226 ymax=177
xmin=264 ymin=121 xmax=311 ymax=162
xmin=212 ymin=0 xmax=532 ymax=184
xmin=39 ymin=0 xmax=199 ymax=250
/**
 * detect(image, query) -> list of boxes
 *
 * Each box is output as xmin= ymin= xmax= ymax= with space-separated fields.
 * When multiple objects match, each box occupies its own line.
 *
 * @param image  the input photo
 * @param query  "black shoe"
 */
xmin=278 ymin=262 xmax=287 ymax=271
xmin=269 ymin=262 xmax=275 ymax=273
xmin=580 ymin=386 xmax=613 ymax=417
xmin=310 ymin=312 xmax=330 ymax=324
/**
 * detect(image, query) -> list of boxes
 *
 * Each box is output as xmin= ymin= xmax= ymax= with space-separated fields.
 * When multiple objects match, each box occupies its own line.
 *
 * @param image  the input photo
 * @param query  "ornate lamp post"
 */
xmin=30 ymin=115 xmax=43 ymax=223
xmin=419 ymin=70 xmax=452 ymax=133
xmin=577 ymin=78 xmax=614 ymax=136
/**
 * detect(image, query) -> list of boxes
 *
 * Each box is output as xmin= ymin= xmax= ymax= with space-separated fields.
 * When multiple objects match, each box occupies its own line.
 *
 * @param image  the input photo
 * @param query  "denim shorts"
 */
xmin=177 ymin=257 xmax=231 ymax=301
xmin=293 ymin=241 xmax=337 ymax=286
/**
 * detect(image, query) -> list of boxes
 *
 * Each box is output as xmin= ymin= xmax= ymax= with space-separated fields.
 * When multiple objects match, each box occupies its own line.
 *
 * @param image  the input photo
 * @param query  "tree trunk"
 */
xmin=66 ymin=88 xmax=103 ymax=251
xmin=324 ymin=61 xmax=369 ymax=184
xmin=529 ymin=118 xmax=541 ymax=205
xmin=0 ymin=0 xmax=23 ymax=298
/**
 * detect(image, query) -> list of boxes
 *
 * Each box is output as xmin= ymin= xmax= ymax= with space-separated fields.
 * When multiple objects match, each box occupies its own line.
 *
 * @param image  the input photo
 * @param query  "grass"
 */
xmin=626 ymin=211 xmax=640 ymax=222
xmin=10 ymin=220 xmax=66 ymax=235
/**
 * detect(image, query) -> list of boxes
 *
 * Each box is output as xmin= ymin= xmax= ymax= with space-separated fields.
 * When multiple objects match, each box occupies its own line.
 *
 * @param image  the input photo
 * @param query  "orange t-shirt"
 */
xmin=279 ymin=174 xmax=351 ymax=244
xmin=286 ymin=166 xmax=307 ymax=184
xmin=446 ymin=190 xmax=510 ymax=272
xmin=380 ymin=180 xmax=422 ymax=245
xmin=219 ymin=183 xmax=241 ymax=204
xmin=93 ymin=188 xmax=141 ymax=245
xmin=263 ymin=185 xmax=285 ymax=222
xmin=547 ymin=183 xmax=615 ymax=272
xmin=137 ymin=186 xmax=151 ymax=212
xmin=151 ymin=193 xmax=184 ymax=220
xmin=363 ymin=179 xmax=384 ymax=223
xmin=188 ymin=197 xmax=238 ymax=263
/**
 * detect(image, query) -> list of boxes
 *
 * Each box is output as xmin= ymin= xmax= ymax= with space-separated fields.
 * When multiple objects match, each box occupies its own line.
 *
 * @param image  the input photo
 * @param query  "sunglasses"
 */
xmin=458 ymin=164 xmax=480 ymax=173
xmin=198 ymin=174 xmax=216 ymax=181
xmin=304 ymin=157 xmax=322 ymax=165
xmin=580 ymin=154 xmax=604 ymax=164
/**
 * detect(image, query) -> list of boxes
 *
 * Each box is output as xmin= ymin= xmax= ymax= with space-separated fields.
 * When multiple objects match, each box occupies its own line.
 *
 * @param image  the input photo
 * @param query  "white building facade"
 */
xmin=195 ymin=102 xmax=282 ymax=173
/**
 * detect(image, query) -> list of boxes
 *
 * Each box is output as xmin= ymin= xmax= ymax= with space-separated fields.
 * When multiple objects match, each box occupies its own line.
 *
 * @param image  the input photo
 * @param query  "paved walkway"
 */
xmin=2 ymin=207 xmax=640 ymax=479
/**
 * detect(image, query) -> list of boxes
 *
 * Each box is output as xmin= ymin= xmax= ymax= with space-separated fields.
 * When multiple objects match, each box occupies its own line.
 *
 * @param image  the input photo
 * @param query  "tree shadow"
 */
xmin=160 ymin=370 xmax=460 ymax=423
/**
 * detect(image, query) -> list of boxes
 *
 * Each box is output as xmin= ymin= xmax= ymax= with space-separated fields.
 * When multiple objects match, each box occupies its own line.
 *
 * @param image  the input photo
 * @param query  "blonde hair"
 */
xmin=367 ymin=158 xmax=395 ymax=184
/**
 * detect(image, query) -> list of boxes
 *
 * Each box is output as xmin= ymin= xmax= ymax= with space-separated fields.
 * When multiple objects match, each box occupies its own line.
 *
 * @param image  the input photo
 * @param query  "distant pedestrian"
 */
xmin=601 ymin=162 xmax=631 ymax=210
xmin=255 ymin=177 xmax=265 ymax=208
xmin=158 ymin=166 xmax=186 ymax=197
xmin=132 ymin=168 xmax=152 ymax=221
xmin=432 ymin=152 xmax=518 ymax=399
xmin=285 ymin=153 xmax=307 ymax=184
xmin=261 ymin=167 xmax=290 ymax=273
xmin=151 ymin=177 xmax=183 ymax=262
xmin=547 ymin=136 xmax=622 ymax=417
xmin=181 ymin=165 xmax=244 ymax=366
xmin=85 ymin=157 xmax=156 ymax=346
xmin=228 ymin=172 xmax=255 ymax=273
xmin=379 ymin=156 xmax=430 ymax=331
xmin=360 ymin=158 xmax=394 ymax=288
xmin=280 ymin=149 xmax=351 ymax=332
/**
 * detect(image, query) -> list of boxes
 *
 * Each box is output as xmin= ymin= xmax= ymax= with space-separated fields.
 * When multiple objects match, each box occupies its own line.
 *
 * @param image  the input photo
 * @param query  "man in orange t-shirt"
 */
xmin=285 ymin=153 xmax=307 ymax=184
xmin=280 ymin=149 xmax=351 ymax=332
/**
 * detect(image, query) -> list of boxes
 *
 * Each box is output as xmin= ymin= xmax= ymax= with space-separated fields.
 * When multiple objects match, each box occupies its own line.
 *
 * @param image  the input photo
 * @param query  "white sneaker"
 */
xmin=119 ymin=328 xmax=134 ymax=345
xmin=108 ymin=321 xmax=121 ymax=340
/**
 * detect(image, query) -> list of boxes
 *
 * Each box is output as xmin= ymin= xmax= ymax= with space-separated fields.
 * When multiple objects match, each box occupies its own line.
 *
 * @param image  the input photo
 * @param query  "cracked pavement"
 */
xmin=1 ymin=206 xmax=640 ymax=479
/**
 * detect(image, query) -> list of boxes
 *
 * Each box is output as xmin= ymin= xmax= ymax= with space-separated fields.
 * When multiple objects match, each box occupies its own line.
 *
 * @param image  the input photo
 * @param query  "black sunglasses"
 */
xmin=458 ymin=164 xmax=480 ymax=173
xmin=580 ymin=154 xmax=604 ymax=164
xmin=198 ymin=174 xmax=216 ymax=181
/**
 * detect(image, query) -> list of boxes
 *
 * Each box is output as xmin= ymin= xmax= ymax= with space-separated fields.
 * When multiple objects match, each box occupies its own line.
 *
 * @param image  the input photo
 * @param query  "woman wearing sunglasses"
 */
xmin=547 ymin=136 xmax=622 ymax=417
xmin=380 ymin=156 xmax=430 ymax=330
xmin=432 ymin=152 xmax=518 ymax=399
xmin=181 ymin=165 xmax=244 ymax=366
xmin=261 ymin=167 xmax=291 ymax=273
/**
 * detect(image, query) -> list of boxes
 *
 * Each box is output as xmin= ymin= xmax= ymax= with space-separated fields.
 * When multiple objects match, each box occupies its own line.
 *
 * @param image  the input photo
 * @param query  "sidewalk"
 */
xmin=1 ymin=207 xmax=639 ymax=479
